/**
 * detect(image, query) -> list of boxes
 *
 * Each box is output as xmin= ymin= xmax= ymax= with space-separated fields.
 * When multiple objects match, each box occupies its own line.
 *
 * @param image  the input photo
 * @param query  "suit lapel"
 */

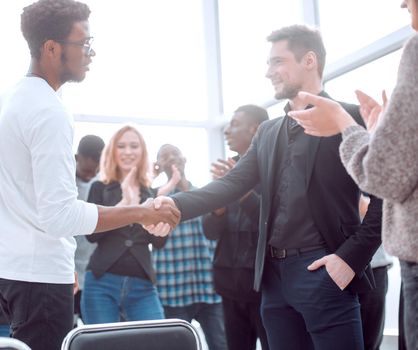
xmin=305 ymin=136 xmax=321 ymax=188
xmin=103 ymin=182 xmax=122 ymax=206
xmin=267 ymin=118 xmax=286 ymax=202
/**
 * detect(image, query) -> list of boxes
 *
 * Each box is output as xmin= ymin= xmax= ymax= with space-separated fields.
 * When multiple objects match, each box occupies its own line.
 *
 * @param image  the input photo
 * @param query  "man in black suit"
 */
xmin=147 ymin=25 xmax=382 ymax=350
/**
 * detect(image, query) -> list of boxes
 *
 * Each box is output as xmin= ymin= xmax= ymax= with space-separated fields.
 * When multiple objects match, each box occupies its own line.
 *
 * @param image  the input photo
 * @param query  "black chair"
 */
xmin=0 ymin=338 xmax=31 ymax=350
xmin=61 ymin=318 xmax=202 ymax=350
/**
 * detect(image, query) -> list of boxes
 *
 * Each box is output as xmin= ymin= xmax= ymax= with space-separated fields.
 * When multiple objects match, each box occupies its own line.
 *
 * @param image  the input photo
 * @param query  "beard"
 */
xmin=59 ymin=51 xmax=85 ymax=83
xmin=274 ymin=82 xmax=302 ymax=101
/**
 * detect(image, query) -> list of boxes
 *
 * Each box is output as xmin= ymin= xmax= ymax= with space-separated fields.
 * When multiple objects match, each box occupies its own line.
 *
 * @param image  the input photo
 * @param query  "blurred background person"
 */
xmin=358 ymin=195 xmax=392 ymax=350
xmin=153 ymin=144 xmax=227 ymax=350
xmin=202 ymin=105 xmax=269 ymax=350
xmin=75 ymin=135 xmax=105 ymax=200
xmin=81 ymin=126 xmax=165 ymax=324
xmin=74 ymin=134 xmax=105 ymax=324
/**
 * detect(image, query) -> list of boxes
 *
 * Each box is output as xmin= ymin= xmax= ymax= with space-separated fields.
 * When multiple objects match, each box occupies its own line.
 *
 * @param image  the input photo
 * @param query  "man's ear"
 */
xmin=42 ymin=39 xmax=61 ymax=59
xmin=304 ymin=51 xmax=317 ymax=72
xmin=249 ymin=124 xmax=259 ymax=136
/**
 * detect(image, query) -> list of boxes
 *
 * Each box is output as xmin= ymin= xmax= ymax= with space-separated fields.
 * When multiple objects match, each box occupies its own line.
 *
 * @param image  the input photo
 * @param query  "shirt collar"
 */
xmin=283 ymin=90 xmax=328 ymax=114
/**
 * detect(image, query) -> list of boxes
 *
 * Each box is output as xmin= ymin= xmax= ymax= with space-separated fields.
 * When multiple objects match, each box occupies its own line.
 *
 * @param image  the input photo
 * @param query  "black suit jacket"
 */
xmin=86 ymin=181 xmax=166 ymax=283
xmin=173 ymin=93 xmax=382 ymax=293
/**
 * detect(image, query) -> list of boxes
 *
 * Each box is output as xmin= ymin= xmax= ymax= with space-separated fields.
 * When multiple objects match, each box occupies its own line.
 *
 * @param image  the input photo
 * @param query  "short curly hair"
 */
xmin=21 ymin=0 xmax=90 ymax=59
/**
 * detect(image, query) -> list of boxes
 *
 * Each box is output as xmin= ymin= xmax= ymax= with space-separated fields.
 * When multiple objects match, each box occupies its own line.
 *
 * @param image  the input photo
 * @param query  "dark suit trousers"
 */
xmin=260 ymin=248 xmax=364 ymax=350
xmin=222 ymin=296 xmax=269 ymax=350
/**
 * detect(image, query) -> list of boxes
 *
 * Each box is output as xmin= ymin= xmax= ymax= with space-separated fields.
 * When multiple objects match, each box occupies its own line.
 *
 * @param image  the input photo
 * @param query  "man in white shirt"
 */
xmin=0 ymin=1 xmax=179 ymax=349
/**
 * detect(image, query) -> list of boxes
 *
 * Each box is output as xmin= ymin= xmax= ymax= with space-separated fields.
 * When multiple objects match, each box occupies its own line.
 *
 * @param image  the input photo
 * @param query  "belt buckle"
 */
xmin=277 ymin=248 xmax=286 ymax=258
xmin=270 ymin=246 xmax=286 ymax=259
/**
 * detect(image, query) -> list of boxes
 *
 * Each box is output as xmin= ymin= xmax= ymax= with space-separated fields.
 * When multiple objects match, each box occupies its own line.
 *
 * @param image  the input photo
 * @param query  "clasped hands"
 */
xmin=119 ymin=167 xmax=181 ymax=236
xmin=140 ymin=196 xmax=181 ymax=237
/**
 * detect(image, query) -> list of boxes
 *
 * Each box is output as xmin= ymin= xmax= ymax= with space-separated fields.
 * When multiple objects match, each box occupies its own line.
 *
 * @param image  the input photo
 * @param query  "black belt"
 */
xmin=268 ymin=244 xmax=325 ymax=259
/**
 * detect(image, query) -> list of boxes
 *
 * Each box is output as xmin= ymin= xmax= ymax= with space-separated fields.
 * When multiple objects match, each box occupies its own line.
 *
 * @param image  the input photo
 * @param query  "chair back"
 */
xmin=0 ymin=338 xmax=31 ymax=350
xmin=61 ymin=318 xmax=202 ymax=350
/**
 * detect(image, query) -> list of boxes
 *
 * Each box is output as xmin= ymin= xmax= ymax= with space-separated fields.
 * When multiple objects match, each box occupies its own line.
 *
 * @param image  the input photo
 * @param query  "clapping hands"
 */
xmin=288 ymin=92 xmax=357 ymax=136
xmin=288 ymin=90 xmax=388 ymax=137
xmin=119 ymin=166 xmax=140 ymax=206
xmin=210 ymin=157 xmax=236 ymax=179
xmin=209 ymin=158 xmax=236 ymax=216
xmin=156 ymin=165 xmax=182 ymax=196
xmin=355 ymin=90 xmax=387 ymax=132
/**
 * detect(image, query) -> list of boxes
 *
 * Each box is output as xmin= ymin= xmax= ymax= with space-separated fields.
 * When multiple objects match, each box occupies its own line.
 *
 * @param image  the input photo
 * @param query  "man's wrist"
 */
xmin=129 ymin=204 xmax=144 ymax=224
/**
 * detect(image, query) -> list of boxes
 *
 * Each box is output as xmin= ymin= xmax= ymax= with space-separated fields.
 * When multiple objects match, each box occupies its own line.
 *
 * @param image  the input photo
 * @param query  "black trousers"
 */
xmin=0 ymin=278 xmax=73 ymax=350
xmin=261 ymin=248 xmax=363 ymax=350
xmin=222 ymin=296 xmax=269 ymax=350
xmin=358 ymin=266 xmax=389 ymax=350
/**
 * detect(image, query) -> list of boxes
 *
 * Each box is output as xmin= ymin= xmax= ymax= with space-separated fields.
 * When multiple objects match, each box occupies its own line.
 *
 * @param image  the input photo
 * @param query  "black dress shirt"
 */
xmin=269 ymin=108 xmax=324 ymax=249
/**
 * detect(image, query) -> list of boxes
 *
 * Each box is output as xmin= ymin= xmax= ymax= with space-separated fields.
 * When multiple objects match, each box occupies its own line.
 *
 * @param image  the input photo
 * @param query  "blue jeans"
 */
xmin=164 ymin=302 xmax=227 ymax=350
xmin=400 ymin=260 xmax=418 ymax=350
xmin=261 ymin=248 xmax=364 ymax=350
xmin=0 ymin=324 xmax=10 ymax=337
xmin=81 ymin=272 xmax=164 ymax=324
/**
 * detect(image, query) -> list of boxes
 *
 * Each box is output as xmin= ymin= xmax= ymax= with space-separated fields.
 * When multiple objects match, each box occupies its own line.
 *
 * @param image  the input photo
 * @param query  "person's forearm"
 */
xmin=157 ymin=182 xmax=176 ymax=196
xmin=94 ymin=205 xmax=141 ymax=233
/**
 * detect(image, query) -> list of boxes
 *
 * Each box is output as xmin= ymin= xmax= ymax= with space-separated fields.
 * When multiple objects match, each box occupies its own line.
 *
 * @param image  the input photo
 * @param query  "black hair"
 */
xmin=235 ymin=104 xmax=269 ymax=125
xmin=77 ymin=135 xmax=105 ymax=163
xmin=21 ymin=0 xmax=90 ymax=59
xmin=267 ymin=24 xmax=326 ymax=78
xmin=157 ymin=144 xmax=182 ymax=158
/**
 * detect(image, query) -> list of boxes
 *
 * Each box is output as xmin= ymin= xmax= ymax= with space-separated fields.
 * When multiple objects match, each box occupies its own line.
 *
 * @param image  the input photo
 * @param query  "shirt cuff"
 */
xmin=78 ymin=202 xmax=98 ymax=236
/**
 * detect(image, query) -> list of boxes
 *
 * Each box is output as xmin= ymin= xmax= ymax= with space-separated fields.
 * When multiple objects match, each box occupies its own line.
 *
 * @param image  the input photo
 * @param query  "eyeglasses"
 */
xmin=56 ymin=37 xmax=95 ymax=56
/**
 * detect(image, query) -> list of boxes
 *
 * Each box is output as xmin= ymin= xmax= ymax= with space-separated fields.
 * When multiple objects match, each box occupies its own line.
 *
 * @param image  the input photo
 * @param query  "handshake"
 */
xmin=138 ymin=196 xmax=181 ymax=236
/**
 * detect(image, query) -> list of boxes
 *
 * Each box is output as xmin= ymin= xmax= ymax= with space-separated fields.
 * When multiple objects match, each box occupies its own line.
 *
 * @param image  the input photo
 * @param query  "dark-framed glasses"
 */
xmin=56 ymin=37 xmax=95 ymax=56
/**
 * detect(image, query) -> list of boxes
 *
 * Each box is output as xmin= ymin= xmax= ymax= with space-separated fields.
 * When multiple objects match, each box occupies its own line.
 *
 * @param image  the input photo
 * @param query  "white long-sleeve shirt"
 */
xmin=0 ymin=77 xmax=98 ymax=283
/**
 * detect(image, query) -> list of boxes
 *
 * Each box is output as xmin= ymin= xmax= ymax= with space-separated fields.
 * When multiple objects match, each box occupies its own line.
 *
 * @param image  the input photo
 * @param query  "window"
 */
xmin=64 ymin=0 xmax=208 ymax=121
xmin=0 ymin=0 xmax=209 ymax=121
xmin=318 ymin=0 xmax=409 ymax=64
xmin=325 ymin=49 xmax=403 ymax=104
xmin=218 ymin=0 xmax=302 ymax=114
xmin=0 ymin=0 xmax=33 ymax=93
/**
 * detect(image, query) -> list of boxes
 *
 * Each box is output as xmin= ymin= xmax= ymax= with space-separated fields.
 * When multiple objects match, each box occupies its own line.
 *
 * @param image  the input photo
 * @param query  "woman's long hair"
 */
xmin=100 ymin=125 xmax=151 ymax=187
